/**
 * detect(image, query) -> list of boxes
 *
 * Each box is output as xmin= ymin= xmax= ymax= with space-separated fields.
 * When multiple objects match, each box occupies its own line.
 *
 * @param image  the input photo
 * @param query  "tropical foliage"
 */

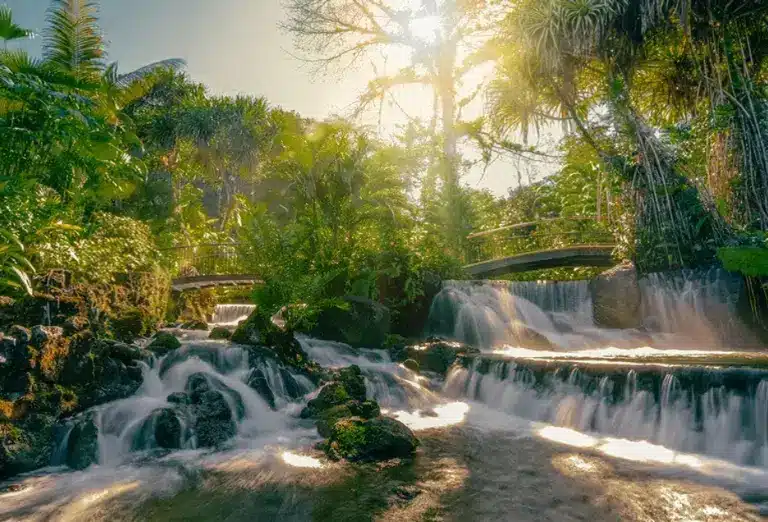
xmin=1 ymin=0 xmax=766 ymax=308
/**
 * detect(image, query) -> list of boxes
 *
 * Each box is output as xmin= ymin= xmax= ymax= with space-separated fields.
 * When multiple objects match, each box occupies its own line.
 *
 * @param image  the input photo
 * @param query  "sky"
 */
xmin=5 ymin=0 xmax=557 ymax=196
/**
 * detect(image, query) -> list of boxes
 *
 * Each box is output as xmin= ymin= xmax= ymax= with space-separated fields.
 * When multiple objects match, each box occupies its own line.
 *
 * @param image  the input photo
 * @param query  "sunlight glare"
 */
xmin=599 ymin=438 xmax=702 ymax=468
xmin=392 ymin=401 xmax=469 ymax=430
xmin=538 ymin=426 xmax=599 ymax=448
xmin=281 ymin=451 xmax=324 ymax=469
xmin=409 ymin=15 xmax=441 ymax=45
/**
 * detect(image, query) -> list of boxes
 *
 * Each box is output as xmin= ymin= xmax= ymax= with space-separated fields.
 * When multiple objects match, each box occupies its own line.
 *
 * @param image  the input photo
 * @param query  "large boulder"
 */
xmin=147 ymin=331 xmax=181 ymax=355
xmin=185 ymin=373 xmax=238 ymax=448
xmin=326 ymin=416 xmax=418 ymax=462
xmin=309 ymin=296 xmax=391 ymax=348
xmin=232 ymin=311 xmax=309 ymax=368
xmin=300 ymin=365 xmax=367 ymax=418
xmin=590 ymin=261 xmax=642 ymax=329
xmin=397 ymin=338 xmax=479 ymax=375
xmin=0 ymin=414 xmax=56 ymax=479
xmin=193 ymin=390 xmax=236 ymax=448
xmin=110 ymin=307 xmax=149 ymax=343
xmin=153 ymin=408 xmax=183 ymax=449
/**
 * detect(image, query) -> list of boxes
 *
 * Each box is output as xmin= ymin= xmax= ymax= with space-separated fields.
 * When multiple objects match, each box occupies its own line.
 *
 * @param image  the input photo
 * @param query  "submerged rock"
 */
xmin=403 ymin=358 xmax=420 ymax=373
xmin=247 ymin=367 xmax=276 ymax=410
xmin=208 ymin=326 xmax=232 ymax=340
xmin=326 ymin=416 xmax=418 ymax=462
xmin=147 ymin=331 xmax=182 ymax=355
xmin=590 ymin=261 xmax=641 ymax=329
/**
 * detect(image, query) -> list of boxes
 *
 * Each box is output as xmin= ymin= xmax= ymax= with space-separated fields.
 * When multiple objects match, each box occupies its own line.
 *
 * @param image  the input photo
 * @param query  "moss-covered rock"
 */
xmin=326 ymin=416 xmax=418 ymax=462
xmin=399 ymin=338 xmax=479 ymax=375
xmin=309 ymin=297 xmax=391 ymax=348
xmin=208 ymin=326 xmax=232 ymax=340
xmin=147 ymin=331 xmax=182 ymax=355
xmin=193 ymin=390 xmax=236 ymax=448
xmin=65 ymin=414 xmax=99 ymax=470
xmin=232 ymin=310 xmax=309 ymax=369
xmin=111 ymin=307 xmax=149 ymax=342
xmin=337 ymin=365 xmax=367 ymax=402
xmin=0 ymin=414 xmax=56 ymax=479
xmin=153 ymin=408 xmax=183 ymax=449
xmin=180 ymin=320 xmax=208 ymax=331
xmin=403 ymin=359 xmax=420 ymax=373
xmin=30 ymin=326 xmax=72 ymax=382
xmin=301 ymin=381 xmax=350 ymax=418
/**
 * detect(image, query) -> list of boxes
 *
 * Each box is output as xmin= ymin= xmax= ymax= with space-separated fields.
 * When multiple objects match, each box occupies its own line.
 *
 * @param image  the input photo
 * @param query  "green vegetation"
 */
xmin=1 ymin=0 xmax=767 ymax=319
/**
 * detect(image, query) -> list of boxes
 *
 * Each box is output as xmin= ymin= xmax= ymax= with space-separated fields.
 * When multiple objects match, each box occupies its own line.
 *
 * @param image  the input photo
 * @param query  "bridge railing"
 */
xmin=160 ymin=243 xmax=247 ymax=278
xmin=463 ymin=217 xmax=615 ymax=265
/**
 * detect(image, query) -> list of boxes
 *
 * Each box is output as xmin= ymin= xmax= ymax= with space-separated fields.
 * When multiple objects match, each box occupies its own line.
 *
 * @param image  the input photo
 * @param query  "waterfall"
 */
xmin=428 ymin=269 xmax=754 ymax=350
xmin=211 ymin=304 xmax=256 ymax=326
xmin=444 ymin=358 xmax=768 ymax=466
xmin=52 ymin=340 xmax=314 ymax=467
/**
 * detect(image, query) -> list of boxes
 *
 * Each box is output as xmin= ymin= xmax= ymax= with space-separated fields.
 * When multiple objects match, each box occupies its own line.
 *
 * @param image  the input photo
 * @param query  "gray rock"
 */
xmin=590 ymin=261 xmax=642 ymax=329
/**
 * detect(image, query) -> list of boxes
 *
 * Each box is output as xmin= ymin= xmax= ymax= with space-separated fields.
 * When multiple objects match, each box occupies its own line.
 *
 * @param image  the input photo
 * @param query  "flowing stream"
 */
xmin=3 ymin=270 xmax=768 ymax=520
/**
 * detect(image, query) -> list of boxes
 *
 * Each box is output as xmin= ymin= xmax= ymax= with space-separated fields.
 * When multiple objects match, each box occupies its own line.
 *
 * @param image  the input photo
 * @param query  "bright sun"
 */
xmin=409 ymin=15 xmax=441 ymax=45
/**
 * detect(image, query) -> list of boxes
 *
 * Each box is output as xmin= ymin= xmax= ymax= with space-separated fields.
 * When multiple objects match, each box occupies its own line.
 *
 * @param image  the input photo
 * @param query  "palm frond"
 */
xmin=0 ymin=6 xmax=33 ymax=43
xmin=116 ymin=58 xmax=186 ymax=87
xmin=44 ymin=0 xmax=104 ymax=78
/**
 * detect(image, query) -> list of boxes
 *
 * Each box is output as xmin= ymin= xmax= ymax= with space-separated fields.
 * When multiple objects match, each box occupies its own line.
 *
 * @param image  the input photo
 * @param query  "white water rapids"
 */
xmin=3 ymin=271 xmax=768 ymax=520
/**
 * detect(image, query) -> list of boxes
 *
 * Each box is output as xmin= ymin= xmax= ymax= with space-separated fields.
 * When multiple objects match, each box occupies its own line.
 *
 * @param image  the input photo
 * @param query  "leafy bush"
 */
xmin=36 ymin=213 xmax=158 ymax=283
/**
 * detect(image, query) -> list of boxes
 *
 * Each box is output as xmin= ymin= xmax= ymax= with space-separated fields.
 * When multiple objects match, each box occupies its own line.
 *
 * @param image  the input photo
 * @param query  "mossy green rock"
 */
xmin=301 ymin=381 xmax=350 ymax=418
xmin=153 ymin=408 xmax=182 ymax=449
xmin=180 ymin=320 xmax=208 ymax=331
xmin=337 ymin=365 xmax=366 ymax=402
xmin=403 ymin=358 xmax=420 ymax=373
xmin=208 ymin=326 xmax=232 ymax=340
xmin=402 ymin=339 xmax=479 ymax=375
xmin=309 ymin=297 xmax=391 ymax=348
xmin=111 ymin=308 xmax=149 ymax=342
xmin=315 ymin=404 xmax=354 ymax=438
xmin=0 ymin=414 xmax=56 ymax=479
xmin=147 ymin=331 xmax=181 ymax=355
xmin=327 ymin=416 xmax=418 ymax=462
xmin=232 ymin=310 xmax=308 ymax=368
xmin=66 ymin=415 xmax=99 ymax=470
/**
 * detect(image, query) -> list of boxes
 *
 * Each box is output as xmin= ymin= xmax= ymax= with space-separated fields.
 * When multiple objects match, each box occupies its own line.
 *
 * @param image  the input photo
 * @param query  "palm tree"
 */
xmin=0 ymin=5 xmax=32 ymax=50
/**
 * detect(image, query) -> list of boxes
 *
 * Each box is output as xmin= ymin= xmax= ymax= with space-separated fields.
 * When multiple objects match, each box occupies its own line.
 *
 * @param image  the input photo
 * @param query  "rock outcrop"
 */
xmin=590 ymin=261 xmax=642 ymax=329
xmin=309 ymin=296 xmax=391 ymax=348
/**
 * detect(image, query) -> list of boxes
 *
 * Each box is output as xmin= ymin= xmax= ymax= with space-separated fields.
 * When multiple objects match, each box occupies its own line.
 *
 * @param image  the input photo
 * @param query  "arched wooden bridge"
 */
xmin=162 ymin=243 xmax=262 ymax=291
xmin=463 ymin=217 xmax=617 ymax=278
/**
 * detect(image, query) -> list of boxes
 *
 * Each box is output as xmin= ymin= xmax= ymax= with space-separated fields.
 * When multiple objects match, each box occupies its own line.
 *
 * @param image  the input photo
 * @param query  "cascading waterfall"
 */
xmin=299 ymin=337 xmax=437 ymax=410
xmin=444 ymin=358 xmax=768 ymax=466
xmin=52 ymin=340 xmax=314 ymax=467
xmin=211 ymin=304 xmax=256 ymax=326
xmin=425 ymin=268 xmax=768 ymax=467
xmin=639 ymin=268 xmax=751 ymax=347
xmin=429 ymin=269 xmax=754 ymax=351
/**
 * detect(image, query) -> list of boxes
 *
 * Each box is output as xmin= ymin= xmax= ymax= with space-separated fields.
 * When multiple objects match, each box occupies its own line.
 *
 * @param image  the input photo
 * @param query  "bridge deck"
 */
xmin=463 ymin=245 xmax=616 ymax=278
xmin=172 ymin=274 xmax=263 ymax=292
